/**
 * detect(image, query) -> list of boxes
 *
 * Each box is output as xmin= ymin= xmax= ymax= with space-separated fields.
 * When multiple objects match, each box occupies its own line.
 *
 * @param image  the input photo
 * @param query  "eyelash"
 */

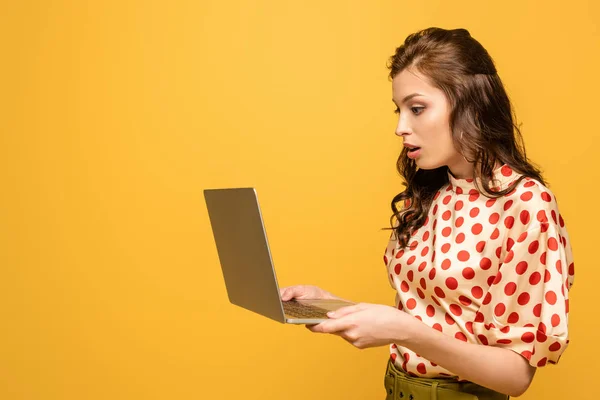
xmin=394 ymin=106 xmax=425 ymax=116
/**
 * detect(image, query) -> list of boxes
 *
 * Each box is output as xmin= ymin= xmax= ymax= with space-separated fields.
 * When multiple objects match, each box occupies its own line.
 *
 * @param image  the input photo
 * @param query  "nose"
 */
xmin=395 ymin=112 xmax=411 ymax=137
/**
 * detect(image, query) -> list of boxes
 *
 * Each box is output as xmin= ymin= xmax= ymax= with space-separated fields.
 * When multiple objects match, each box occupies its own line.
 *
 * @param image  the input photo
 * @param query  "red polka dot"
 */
xmin=450 ymin=304 xmax=463 ymax=316
xmin=524 ymin=180 xmax=535 ymax=188
xmin=569 ymin=263 xmax=575 ymax=275
xmin=406 ymin=298 xmax=417 ymax=310
xmin=537 ymin=210 xmax=548 ymax=223
xmin=423 ymin=231 xmax=430 ymax=241
xmin=504 ymin=216 xmax=515 ymax=229
xmin=416 ymin=288 xmax=425 ymax=299
xmin=504 ymin=250 xmax=514 ymax=263
xmin=455 ymin=200 xmax=464 ymax=211
xmin=458 ymin=250 xmax=470 ymax=261
xmin=545 ymin=291 xmax=557 ymax=305
xmin=429 ymin=268 xmax=436 ymax=280
xmin=517 ymin=231 xmax=528 ymax=242
xmin=441 ymin=243 xmax=451 ymax=253
xmin=445 ymin=313 xmax=456 ymax=324
xmin=516 ymin=261 xmax=528 ymax=275
xmin=520 ymin=191 xmax=533 ymax=201
xmin=421 ymin=246 xmax=430 ymax=257
xmin=537 ymin=330 xmax=548 ymax=343
xmin=503 ymin=200 xmax=514 ymax=211
xmin=529 ymin=272 xmax=541 ymax=285
xmin=521 ymin=332 xmax=535 ymax=343
xmin=480 ymin=257 xmax=492 ymax=270
xmin=442 ymin=210 xmax=451 ymax=220
xmin=441 ymin=259 xmax=452 ymax=270
xmin=407 ymin=270 xmax=414 ymax=282
xmin=471 ymin=223 xmax=483 ymax=235
xmin=501 ymin=165 xmax=512 ymax=176
xmin=551 ymin=314 xmax=561 ymax=327
xmin=418 ymin=261 xmax=427 ymax=272
xmin=417 ymin=363 xmax=427 ymax=374
xmin=533 ymin=303 xmax=542 ymax=317
xmin=494 ymin=303 xmax=506 ymax=317
xmin=549 ymin=342 xmax=562 ymax=352
xmin=431 ymin=296 xmax=441 ymax=306
xmin=541 ymin=192 xmax=552 ymax=202
xmin=507 ymin=312 xmax=519 ymax=324
xmin=443 ymin=195 xmax=452 ymax=205
xmin=459 ymin=295 xmax=472 ymax=306
xmin=470 ymin=208 xmax=480 ymax=218
xmin=487 ymin=275 xmax=496 ymax=286
xmin=497 ymin=339 xmax=512 ymax=344
xmin=455 ymin=217 xmax=464 ymax=228
xmin=395 ymin=249 xmax=405 ymax=259
xmin=518 ymin=292 xmax=530 ymax=305
xmin=521 ymin=350 xmax=532 ymax=360
xmin=476 ymin=241 xmax=486 ymax=253
xmin=471 ymin=286 xmax=483 ymax=299
xmin=482 ymin=292 xmax=492 ymax=305
xmin=433 ymin=204 xmax=438 ymax=215
xmin=528 ymin=241 xmax=539 ymax=254
xmin=469 ymin=190 xmax=480 ymax=202
xmin=474 ymin=312 xmax=485 ymax=323
xmin=442 ymin=227 xmax=452 ymax=237
xmin=455 ymin=332 xmax=467 ymax=342
xmin=394 ymin=264 xmax=401 ymax=274
xmin=504 ymin=282 xmax=517 ymax=296
xmin=478 ymin=335 xmax=489 ymax=345
xmin=486 ymin=198 xmax=496 ymax=207
xmin=426 ymin=305 xmax=435 ymax=317
xmin=434 ymin=287 xmax=446 ymax=298
xmin=544 ymin=269 xmax=551 ymax=283
xmin=446 ymin=277 xmax=459 ymax=290
xmin=432 ymin=323 xmax=443 ymax=332
xmin=548 ymin=237 xmax=559 ymax=251
xmin=401 ymin=281 xmax=409 ymax=292
xmin=462 ymin=267 xmax=475 ymax=280
xmin=559 ymin=214 xmax=565 ymax=228
xmin=490 ymin=228 xmax=500 ymax=239
xmin=520 ymin=210 xmax=530 ymax=225
xmin=495 ymin=246 xmax=502 ymax=259
xmin=420 ymin=278 xmax=427 ymax=289
xmin=537 ymin=358 xmax=547 ymax=367
xmin=489 ymin=213 xmax=500 ymax=224
xmin=407 ymin=255 xmax=416 ymax=265
xmin=410 ymin=241 xmax=419 ymax=250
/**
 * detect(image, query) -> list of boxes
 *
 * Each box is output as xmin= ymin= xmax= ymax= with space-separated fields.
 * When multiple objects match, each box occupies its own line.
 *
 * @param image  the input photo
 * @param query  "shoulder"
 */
xmin=503 ymin=176 xmax=566 ymax=231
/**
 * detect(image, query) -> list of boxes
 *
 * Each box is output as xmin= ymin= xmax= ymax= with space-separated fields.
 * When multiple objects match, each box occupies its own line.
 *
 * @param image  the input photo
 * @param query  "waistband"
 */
xmin=384 ymin=358 xmax=509 ymax=400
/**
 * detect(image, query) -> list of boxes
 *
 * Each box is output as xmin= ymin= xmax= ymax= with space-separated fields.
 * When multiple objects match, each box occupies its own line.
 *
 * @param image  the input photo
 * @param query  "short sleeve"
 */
xmin=472 ymin=219 xmax=575 ymax=367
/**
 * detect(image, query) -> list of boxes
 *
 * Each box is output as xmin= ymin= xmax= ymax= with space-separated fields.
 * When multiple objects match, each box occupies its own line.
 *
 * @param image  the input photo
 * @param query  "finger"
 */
xmin=309 ymin=319 xmax=350 ymax=334
xmin=327 ymin=303 xmax=363 ymax=318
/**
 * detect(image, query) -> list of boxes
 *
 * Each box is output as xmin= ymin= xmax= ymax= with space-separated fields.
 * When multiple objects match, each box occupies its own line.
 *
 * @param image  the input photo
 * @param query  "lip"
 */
xmin=403 ymin=143 xmax=420 ymax=149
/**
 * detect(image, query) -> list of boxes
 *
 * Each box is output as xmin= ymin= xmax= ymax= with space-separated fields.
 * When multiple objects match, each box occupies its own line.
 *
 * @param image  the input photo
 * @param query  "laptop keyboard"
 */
xmin=283 ymin=300 xmax=330 ymax=319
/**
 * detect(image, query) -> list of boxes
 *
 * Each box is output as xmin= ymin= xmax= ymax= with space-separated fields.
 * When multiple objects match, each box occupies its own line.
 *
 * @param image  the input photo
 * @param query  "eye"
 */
xmin=411 ymin=106 xmax=424 ymax=115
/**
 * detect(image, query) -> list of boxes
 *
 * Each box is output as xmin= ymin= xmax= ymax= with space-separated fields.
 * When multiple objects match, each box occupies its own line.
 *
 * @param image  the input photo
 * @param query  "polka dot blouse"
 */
xmin=383 ymin=164 xmax=574 ymax=378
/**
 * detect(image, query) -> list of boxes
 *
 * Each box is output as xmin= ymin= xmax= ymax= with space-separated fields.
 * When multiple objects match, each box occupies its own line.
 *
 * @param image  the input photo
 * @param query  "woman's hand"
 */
xmin=307 ymin=302 xmax=417 ymax=349
xmin=279 ymin=285 xmax=343 ymax=301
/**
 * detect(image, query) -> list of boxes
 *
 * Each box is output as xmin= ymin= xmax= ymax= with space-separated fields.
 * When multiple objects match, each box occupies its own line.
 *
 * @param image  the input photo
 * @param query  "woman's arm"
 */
xmin=400 ymin=315 xmax=536 ymax=397
xmin=309 ymin=303 xmax=536 ymax=397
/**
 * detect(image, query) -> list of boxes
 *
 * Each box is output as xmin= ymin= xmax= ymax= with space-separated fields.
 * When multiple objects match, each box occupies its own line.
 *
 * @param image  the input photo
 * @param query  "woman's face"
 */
xmin=392 ymin=68 xmax=472 ymax=178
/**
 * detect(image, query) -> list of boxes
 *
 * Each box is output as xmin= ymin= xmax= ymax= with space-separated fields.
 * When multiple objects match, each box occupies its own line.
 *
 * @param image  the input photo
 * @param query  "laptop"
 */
xmin=204 ymin=187 xmax=354 ymax=324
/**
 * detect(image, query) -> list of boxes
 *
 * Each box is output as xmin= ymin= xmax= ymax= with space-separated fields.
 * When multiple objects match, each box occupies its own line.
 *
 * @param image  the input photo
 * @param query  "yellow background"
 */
xmin=1 ymin=1 xmax=598 ymax=399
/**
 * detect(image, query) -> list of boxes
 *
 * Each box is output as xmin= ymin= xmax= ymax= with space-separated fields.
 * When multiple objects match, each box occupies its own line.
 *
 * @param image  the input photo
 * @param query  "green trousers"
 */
xmin=384 ymin=359 xmax=509 ymax=400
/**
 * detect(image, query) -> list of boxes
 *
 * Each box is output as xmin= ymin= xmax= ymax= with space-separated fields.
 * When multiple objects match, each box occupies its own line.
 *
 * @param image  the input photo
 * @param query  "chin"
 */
xmin=415 ymin=158 xmax=445 ymax=171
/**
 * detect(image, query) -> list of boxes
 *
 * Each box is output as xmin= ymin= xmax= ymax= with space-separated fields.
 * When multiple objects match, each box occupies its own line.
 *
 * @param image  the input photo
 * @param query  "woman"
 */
xmin=280 ymin=27 xmax=574 ymax=399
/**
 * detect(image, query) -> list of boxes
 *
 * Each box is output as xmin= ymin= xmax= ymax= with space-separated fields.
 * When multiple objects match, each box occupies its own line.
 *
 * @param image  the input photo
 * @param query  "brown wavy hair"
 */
xmin=387 ymin=27 xmax=545 ymax=248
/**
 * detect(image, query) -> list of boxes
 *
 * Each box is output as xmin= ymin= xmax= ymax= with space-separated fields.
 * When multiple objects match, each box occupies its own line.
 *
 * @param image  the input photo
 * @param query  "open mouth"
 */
xmin=407 ymin=147 xmax=421 ymax=153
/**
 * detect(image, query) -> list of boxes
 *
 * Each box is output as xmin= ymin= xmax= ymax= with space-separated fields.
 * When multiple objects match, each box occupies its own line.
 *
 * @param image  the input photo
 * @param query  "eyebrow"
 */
xmin=392 ymin=93 xmax=424 ymax=105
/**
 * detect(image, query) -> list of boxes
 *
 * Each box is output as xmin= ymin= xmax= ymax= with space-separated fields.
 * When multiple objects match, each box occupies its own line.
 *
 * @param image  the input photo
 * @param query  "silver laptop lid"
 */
xmin=204 ymin=188 xmax=286 ymax=323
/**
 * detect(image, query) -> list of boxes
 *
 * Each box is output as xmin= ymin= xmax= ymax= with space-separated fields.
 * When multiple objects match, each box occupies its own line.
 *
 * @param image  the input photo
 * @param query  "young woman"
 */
xmin=280 ymin=27 xmax=574 ymax=399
